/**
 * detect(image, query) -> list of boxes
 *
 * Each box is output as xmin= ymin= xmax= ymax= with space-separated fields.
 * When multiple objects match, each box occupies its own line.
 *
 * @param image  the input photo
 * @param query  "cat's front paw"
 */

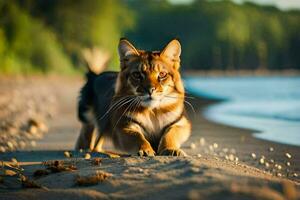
xmin=159 ymin=148 xmax=187 ymax=156
xmin=138 ymin=143 xmax=155 ymax=157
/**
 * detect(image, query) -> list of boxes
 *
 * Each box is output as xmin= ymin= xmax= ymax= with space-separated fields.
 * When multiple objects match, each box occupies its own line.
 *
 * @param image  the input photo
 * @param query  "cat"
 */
xmin=76 ymin=38 xmax=191 ymax=156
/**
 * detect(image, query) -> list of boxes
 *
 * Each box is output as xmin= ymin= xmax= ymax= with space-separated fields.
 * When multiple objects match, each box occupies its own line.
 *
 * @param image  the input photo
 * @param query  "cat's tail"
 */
xmin=82 ymin=47 xmax=111 ymax=77
xmin=78 ymin=47 xmax=110 ymax=124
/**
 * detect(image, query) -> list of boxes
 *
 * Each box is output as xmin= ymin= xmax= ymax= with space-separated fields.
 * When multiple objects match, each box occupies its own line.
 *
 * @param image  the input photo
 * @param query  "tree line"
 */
xmin=0 ymin=0 xmax=299 ymax=74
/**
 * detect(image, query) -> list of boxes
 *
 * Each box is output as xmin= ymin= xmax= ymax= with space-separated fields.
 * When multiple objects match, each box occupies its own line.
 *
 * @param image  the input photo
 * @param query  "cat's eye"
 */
xmin=131 ymin=72 xmax=142 ymax=80
xmin=158 ymin=71 xmax=168 ymax=79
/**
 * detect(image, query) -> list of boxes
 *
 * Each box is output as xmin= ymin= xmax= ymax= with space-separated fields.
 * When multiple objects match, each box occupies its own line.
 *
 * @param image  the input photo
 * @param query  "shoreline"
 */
xmin=185 ymin=94 xmax=300 ymax=181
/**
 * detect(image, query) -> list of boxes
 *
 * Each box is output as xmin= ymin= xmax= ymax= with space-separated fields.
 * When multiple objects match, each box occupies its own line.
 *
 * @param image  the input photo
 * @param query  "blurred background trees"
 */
xmin=0 ymin=0 xmax=299 ymax=74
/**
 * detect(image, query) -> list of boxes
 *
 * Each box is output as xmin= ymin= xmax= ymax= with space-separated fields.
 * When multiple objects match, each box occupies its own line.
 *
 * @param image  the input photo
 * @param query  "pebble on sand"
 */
xmin=137 ymin=168 xmax=144 ymax=173
xmin=85 ymin=153 xmax=91 ymax=160
xmin=265 ymin=162 xmax=270 ymax=168
xmin=259 ymin=158 xmax=265 ymax=165
xmin=28 ymin=125 xmax=38 ymax=135
xmin=190 ymin=143 xmax=196 ymax=149
xmin=7 ymin=141 xmax=14 ymax=149
xmin=277 ymin=165 xmax=282 ymax=170
xmin=235 ymin=157 xmax=239 ymax=162
xmin=269 ymin=147 xmax=274 ymax=152
xmin=0 ymin=146 xmax=5 ymax=152
xmin=213 ymin=143 xmax=218 ymax=149
xmin=228 ymin=154 xmax=235 ymax=161
xmin=197 ymin=154 xmax=202 ymax=158
xmin=199 ymin=138 xmax=205 ymax=146
xmin=64 ymin=151 xmax=71 ymax=158
xmin=285 ymin=153 xmax=292 ymax=159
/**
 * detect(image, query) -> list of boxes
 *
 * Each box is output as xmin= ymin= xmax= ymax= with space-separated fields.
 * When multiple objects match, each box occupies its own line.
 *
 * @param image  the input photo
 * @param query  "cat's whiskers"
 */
xmin=164 ymin=95 xmax=196 ymax=117
xmin=129 ymin=98 xmax=141 ymax=125
xmin=112 ymin=97 xmax=138 ymax=131
xmin=183 ymin=100 xmax=196 ymax=114
xmin=97 ymin=96 xmax=133 ymax=121
xmin=110 ymin=97 xmax=136 ymax=118
xmin=96 ymin=96 xmax=129 ymax=121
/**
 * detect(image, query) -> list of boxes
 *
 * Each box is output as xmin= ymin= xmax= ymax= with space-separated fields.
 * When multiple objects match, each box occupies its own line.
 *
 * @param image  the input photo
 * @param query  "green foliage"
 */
xmin=54 ymin=0 xmax=134 ymax=70
xmin=0 ymin=0 xmax=134 ymax=74
xmin=0 ymin=0 xmax=299 ymax=74
xmin=125 ymin=0 xmax=300 ymax=70
xmin=20 ymin=0 xmax=134 ymax=71
xmin=0 ymin=2 xmax=74 ymax=75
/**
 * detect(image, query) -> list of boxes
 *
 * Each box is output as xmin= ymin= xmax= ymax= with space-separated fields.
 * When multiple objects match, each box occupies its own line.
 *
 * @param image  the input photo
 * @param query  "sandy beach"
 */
xmin=0 ymin=76 xmax=299 ymax=199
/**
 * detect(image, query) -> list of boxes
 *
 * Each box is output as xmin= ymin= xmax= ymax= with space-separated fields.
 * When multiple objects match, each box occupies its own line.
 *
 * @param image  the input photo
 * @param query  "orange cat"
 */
xmin=76 ymin=39 xmax=191 ymax=156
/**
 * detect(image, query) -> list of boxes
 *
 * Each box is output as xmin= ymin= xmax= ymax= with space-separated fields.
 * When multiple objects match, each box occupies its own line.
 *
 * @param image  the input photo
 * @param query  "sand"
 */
xmin=1 ymin=155 xmax=298 ymax=200
xmin=0 ymin=76 xmax=299 ymax=199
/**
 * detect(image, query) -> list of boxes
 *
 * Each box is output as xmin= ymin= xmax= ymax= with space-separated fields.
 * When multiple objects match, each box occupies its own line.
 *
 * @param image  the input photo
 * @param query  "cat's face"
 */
xmin=115 ymin=39 xmax=184 ymax=108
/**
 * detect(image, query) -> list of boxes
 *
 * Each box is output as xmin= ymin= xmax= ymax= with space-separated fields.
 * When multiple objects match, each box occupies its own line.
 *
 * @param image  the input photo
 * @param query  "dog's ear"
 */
xmin=160 ymin=39 xmax=181 ymax=70
xmin=118 ymin=38 xmax=139 ymax=61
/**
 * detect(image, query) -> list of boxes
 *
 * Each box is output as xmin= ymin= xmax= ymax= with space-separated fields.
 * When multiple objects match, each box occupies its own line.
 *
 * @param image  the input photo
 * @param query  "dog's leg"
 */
xmin=93 ymin=133 xmax=105 ymax=152
xmin=75 ymin=123 xmax=96 ymax=151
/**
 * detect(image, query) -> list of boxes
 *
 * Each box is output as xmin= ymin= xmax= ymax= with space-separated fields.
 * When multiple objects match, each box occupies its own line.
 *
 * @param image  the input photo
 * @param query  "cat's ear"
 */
xmin=160 ymin=39 xmax=181 ymax=69
xmin=118 ymin=38 xmax=139 ymax=61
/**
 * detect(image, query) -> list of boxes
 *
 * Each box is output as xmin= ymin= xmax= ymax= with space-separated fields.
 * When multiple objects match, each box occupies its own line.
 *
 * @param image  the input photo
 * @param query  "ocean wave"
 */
xmin=184 ymin=76 xmax=300 ymax=146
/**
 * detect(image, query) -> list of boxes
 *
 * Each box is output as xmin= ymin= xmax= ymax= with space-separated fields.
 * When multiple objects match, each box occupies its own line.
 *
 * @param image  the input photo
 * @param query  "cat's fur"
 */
xmin=76 ymin=38 xmax=191 ymax=156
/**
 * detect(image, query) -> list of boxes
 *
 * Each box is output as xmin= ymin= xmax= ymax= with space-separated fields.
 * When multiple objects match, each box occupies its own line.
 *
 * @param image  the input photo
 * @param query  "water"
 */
xmin=184 ymin=76 xmax=300 ymax=146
